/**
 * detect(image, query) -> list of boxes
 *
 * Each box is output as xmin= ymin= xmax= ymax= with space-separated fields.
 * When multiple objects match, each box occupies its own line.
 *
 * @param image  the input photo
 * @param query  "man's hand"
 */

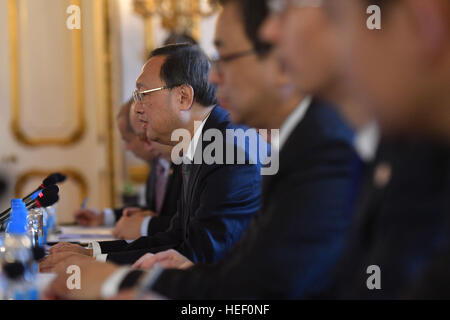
xmin=43 ymin=257 xmax=120 ymax=300
xmin=74 ymin=208 xmax=104 ymax=226
xmin=39 ymin=251 xmax=94 ymax=273
xmin=132 ymin=249 xmax=194 ymax=270
xmin=49 ymin=242 xmax=93 ymax=257
xmin=112 ymin=214 xmax=145 ymax=240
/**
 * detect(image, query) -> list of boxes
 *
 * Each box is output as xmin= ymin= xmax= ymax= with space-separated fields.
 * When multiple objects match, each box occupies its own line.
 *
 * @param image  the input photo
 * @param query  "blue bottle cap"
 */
xmin=8 ymin=199 xmax=28 ymax=235
xmin=11 ymin=199 xmax=26 ymax=210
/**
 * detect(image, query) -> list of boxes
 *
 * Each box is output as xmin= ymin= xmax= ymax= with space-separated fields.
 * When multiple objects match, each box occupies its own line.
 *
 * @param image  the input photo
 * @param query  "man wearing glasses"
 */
xmin=41 ymin=44 xmax=263 ymax=274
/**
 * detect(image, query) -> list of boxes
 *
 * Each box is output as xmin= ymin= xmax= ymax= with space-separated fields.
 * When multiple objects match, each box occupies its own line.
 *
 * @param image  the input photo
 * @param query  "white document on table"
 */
xmin=50 ymin=226 xmax=117 ymax=243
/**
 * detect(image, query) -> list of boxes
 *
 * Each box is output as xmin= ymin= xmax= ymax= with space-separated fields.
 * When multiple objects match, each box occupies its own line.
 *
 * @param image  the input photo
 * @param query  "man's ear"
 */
xmin=407 ymin=0 xmax=449 ymax=61
xmin=177 ymin=85 xmax=195 ymax=111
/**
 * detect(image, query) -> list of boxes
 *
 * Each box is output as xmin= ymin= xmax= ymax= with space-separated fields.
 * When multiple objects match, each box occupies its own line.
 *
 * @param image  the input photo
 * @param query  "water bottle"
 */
xmin=2 ymin=262 xmax=39 ymax=300
xmin=27 ymin=208 xmax=45 ymax=247
xmin=45 ymin=205 xmax=57 ymax=234
xmin=0 ymin=199 xmax=39 ymax=300
xmin=41 ymin=204 xmax=58 ymax=245
xmin=25 ymin=191 xmax=45 ymax=246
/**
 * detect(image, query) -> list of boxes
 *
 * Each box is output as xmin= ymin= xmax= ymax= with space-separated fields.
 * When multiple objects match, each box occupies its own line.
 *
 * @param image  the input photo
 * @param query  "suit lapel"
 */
xmin=146 ymin=159 xmax=158 ymax=211
xmin=160 ymin=164 xmax=176 ymax=215
xmin=261 ymin=105 xmax=310 ymax=200
xmin=182 ymin=106 xmax=226 ymax=229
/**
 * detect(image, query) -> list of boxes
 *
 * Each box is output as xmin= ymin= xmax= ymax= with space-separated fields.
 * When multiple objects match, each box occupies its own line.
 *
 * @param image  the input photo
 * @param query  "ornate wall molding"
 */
xmin=8 ymin=0 xmax=86 ymax=147
xmin=103 ymin=0 xmax=116 ymax=207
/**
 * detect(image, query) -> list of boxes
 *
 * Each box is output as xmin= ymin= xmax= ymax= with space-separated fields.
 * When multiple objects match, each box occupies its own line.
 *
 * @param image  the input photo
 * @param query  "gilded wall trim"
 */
xmin=103 ymin=0 xmax=116 ymax=207
xmin=129 ymin=165 xmax=150 ymax=184
xmin=8 ymin=0 xmax=86 ymax=147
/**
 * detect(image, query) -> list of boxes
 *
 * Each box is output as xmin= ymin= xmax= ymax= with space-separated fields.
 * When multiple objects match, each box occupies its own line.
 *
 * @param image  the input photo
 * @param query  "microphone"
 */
xmin=0 ymin=172 xmax=65 ymax=216
xmin=43 ymin=173 xmax=66 ymax=186
xmin=22 ymin=173 xmax=66 ymax=203
xmin=27 ymin=193 xmax=59 ymax=210
xmin=0 ymin=186 xmax=60 ymax=223
xmin=25 ymin=185 xmax=59 ymax=209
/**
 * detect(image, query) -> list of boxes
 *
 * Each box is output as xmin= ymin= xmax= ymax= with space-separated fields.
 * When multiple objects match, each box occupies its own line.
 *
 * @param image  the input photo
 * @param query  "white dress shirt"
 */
xmin=102 ymin=208 xmax=116 ymax=227
xmin=184 ymin=112 xmax=211 ymax=163
xmin=353 ymin=121 xmax=380 ymax=162
xmin=271 ymin=96 xmax=312 ymax=152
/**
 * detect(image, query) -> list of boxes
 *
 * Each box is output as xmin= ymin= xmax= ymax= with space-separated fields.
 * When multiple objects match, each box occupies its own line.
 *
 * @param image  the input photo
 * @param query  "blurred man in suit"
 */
xmin=321 ymin=0 xmax=450 ymax=299
xmin=41 ymin=44 xmax=262 ymax=272
xmin=43 ymin=0 xmax=355 ymax=300
xmin=261 ymin=0 xmax=450 ymax=298
xmin=320 ymin=0 xmax=450 ymax=298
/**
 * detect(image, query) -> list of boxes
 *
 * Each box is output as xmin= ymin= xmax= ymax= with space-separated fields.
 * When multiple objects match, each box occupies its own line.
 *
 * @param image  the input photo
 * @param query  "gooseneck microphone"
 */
xmin=21 ymin=173 xmax=66 ymax=203
xmin=0 ymin=186 xmax=60 ymax=223
xmin=24 ymin=185 xmax=59 ymax=209
xmin=44 ymin=173 xmax=66 ymax=185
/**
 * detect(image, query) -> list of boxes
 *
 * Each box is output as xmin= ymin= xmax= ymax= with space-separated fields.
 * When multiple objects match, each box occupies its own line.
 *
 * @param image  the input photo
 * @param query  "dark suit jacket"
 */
xmin=112 ymin=161 xmax=182 ymax=236
xmin=329 ymin=139 xmax=450 ymax=299
xmin=100 ymin=106 xmax=263 ymax=265
xmin=148 ymin=98 xmax=357 ymax=299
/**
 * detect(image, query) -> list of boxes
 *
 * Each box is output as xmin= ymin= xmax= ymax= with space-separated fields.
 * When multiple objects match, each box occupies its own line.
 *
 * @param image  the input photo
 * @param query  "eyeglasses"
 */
xmin=267 ymin=0 xmax=323 ymax=14
xmin=133 ymin=86 xmax=170 ymax=103
xmin=211 ymin=49 xmax=256 ymax=74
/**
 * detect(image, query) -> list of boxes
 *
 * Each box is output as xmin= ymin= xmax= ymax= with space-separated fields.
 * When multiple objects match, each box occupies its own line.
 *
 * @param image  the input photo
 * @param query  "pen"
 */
xmin=81 ymin=197 xmax=88 ymax=209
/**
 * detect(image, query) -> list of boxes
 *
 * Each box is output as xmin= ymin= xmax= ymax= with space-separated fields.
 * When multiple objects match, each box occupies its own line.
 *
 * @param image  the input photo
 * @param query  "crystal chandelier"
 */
xmin=133 ymin=0 xmax=219 ymax=55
